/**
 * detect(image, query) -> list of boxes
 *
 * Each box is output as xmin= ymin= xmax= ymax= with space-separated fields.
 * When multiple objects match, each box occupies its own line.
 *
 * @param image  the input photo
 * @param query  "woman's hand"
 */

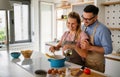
xmin=49 ymin=46 xmax=56 ymax=52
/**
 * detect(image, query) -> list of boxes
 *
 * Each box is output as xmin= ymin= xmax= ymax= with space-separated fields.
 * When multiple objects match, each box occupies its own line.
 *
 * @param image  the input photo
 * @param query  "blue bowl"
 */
xmin=48 ymin=55 xmax=66 ymax=68
xmin=11 ymin=52 xmax=21 ymax=59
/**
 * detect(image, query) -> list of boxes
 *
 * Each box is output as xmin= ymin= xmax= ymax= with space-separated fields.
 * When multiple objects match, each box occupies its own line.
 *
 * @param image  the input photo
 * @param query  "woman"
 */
xmin=49 ymin=11 xmax=88 ymax=65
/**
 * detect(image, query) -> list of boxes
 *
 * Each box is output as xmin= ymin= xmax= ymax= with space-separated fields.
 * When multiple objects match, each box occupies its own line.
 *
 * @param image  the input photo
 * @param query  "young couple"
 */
xmin=49 ymin=5 xmax=113 ymax=73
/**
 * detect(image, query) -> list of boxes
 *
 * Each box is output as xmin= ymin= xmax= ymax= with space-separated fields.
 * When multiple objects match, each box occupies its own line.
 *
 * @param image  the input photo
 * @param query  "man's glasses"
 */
xmin=81 ymin=15 xmax=96 ymax=22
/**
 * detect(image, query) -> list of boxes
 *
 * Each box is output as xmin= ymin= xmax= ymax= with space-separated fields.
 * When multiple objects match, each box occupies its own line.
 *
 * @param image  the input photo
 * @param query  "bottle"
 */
xmin=64 ymin=49 xmax=72 ymax=56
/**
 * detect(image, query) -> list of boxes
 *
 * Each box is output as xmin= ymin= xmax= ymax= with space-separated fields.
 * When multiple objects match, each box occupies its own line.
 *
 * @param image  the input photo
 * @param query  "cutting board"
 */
xmin=61 ymin=68 xmax=107 ymax=77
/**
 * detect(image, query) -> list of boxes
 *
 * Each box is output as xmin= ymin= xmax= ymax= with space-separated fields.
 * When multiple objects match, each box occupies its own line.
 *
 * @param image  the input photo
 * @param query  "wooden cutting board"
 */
xmin=61 ymin=68 xmax=107 ymax=77
xmin=79 ymin=71 xmax=106 ymax=77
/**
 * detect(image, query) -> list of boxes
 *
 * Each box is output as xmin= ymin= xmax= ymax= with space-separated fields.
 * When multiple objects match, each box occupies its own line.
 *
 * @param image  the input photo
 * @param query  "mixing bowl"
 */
xmin=21 ymin=50 xmax=33 ymax=58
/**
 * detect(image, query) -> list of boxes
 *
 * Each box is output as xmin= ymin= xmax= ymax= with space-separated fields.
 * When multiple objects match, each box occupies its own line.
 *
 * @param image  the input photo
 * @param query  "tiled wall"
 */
xmin=105 ymin=0 xmax=120 ymax=52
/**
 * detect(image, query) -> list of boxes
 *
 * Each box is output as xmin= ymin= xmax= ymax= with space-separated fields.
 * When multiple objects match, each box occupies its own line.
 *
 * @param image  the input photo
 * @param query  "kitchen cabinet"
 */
xmin=105 ymin=58 xmax=120 ymax=77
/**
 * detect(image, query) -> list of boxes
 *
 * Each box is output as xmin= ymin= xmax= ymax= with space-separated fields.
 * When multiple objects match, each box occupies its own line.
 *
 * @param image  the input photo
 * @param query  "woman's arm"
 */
xmin=49 ymin=40 xmax=62 ymax=52
xmin=49 ymin=31 xmax=68 ymax=52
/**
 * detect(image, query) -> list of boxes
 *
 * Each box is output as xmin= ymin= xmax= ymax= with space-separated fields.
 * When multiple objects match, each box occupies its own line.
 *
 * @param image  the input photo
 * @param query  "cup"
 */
xmin=35 ymin=70 xmax=47 ymax=77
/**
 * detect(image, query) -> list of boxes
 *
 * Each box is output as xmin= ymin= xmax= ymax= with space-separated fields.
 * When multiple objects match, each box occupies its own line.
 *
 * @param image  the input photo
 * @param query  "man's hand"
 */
xmin=81 ymin=40 xmax=91 ymax=50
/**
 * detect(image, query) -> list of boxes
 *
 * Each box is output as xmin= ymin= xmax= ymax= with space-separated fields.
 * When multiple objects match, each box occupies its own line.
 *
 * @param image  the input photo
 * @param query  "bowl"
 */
xmin=48 ymin=55 xmax=66 ymax=68
xmin=21 ymin=50 xmax=33 ymax=58
xmin=11 ymin=52 xmax=21 ymax=59
xmin=35 ymin=69 xmax=47 ymax=77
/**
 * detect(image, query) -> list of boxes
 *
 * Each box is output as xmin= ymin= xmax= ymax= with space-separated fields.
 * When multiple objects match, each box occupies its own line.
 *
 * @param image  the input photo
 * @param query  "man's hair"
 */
xmin=83 ymin=5 xmax=99 ymax=15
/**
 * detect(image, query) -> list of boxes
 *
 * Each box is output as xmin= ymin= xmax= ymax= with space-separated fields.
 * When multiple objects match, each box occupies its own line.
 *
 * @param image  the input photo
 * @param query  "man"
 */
xmin=81 ymin=5 xmax=113 ymax=73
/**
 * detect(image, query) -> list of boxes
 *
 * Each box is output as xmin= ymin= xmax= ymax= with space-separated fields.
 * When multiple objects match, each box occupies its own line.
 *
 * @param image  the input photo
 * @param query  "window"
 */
xmin=9 ymin=2 xmax=31 ymax=44
xmin=0 ymin=11 xmax=6 ymax=46
xmin=0 ymin=1 xmax=31 ymax=46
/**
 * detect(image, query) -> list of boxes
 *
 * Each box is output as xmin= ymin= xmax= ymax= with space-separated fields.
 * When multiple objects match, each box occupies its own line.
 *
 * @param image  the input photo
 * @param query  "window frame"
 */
xmin=9 ymin=2 xmax=31 ymax=44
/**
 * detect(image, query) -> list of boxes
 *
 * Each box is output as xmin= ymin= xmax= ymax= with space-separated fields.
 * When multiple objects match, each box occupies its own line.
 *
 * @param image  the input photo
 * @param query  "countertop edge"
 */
xmin=105 ymin=53 xmax=120 ymax=61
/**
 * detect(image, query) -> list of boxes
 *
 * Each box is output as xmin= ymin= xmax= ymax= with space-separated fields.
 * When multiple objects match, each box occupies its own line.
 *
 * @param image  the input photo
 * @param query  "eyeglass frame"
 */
xmin=81 ymin=15 xmax=96 ymax=22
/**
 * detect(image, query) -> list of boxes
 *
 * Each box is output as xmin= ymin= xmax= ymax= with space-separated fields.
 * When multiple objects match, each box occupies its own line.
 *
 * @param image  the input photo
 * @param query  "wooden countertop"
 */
xmin=61 ymin=68 xmax=106 ymax=77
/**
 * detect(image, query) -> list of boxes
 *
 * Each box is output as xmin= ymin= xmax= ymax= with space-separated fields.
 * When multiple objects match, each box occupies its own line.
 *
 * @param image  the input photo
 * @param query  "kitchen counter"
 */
xmin=0 ymin=51 xmax=108 ymax=77
xmin=0 ymin=51 xmax=34 ymax=77
xmin=11 ymin=51 xmax=107 ymax=77
xmin=105 ymin=53 xmax=120 ymax=61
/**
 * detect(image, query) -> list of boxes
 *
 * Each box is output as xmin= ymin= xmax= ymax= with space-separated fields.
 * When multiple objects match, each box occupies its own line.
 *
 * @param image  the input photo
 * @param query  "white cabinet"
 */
xmin=105 ymin=58 xmax=120 ymax=77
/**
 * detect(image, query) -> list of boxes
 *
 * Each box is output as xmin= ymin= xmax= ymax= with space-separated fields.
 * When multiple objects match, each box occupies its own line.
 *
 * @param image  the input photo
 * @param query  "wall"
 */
xmin=104 ymin=0 xmax=120 ymax=52
xmin=31 ymin=0 xmax=40 ymax=51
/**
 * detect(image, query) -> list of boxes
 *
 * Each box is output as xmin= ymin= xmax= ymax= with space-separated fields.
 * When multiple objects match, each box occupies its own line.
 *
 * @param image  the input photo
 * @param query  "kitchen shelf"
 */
xmin=56 ymin=18 xmax=67 ymax=21
xmin=56 ymin=5 xmax=71 ymax=9
xmin=101 ymin=1 xmax=120 ymax=6
xmin=72 ymin=1 xmax=94 ymax=5
xmin=108 ymin=27 xmax=120 ymax=30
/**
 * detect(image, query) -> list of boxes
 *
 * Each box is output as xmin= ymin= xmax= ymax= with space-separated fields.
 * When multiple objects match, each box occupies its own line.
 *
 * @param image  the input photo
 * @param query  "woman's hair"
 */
xmin=68 ymin=11 xmax=81 ymax=40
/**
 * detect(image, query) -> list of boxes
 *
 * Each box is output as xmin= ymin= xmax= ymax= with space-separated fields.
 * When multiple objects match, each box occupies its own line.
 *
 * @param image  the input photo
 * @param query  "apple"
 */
xmin=83 ymin=68 xmax=91 ymax=75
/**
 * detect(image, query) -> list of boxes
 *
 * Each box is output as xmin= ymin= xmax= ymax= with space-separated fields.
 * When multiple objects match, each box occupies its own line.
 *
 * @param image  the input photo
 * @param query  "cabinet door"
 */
xmin=105 ymin=59 xmax=120 ymax=77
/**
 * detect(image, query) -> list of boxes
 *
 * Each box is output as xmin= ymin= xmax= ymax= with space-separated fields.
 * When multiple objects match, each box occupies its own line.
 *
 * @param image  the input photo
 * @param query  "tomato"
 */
xmin=83 ymin=68 xmax=91 ymax=75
